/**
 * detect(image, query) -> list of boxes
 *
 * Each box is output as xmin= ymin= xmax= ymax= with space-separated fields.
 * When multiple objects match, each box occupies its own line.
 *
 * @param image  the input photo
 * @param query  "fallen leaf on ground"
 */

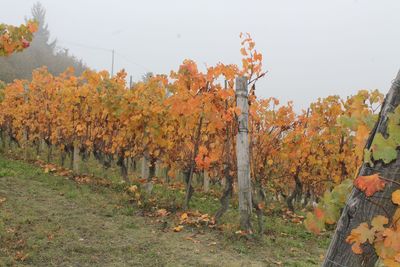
xmin=173 ymin=225 xmax=184 ymax=232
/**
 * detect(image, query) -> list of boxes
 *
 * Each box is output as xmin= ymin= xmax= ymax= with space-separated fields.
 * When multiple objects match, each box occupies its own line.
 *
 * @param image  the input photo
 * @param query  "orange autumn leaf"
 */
xmin=351 ymin=242 xmax=363 ymax=255
xmin=382 ymin=228 xmax=400 ymax=252
xmin=156 ymin=209 xmax=168 ymax=217
xmin=27 ymin=21 xmax=38 ymax=33
xmin=314 ymin=207 xmax=325 ymax=220
xmin=354 ymin=174 xmax=386 ymax=197
xmin=304 ymin=212 xmax=323 ymax=234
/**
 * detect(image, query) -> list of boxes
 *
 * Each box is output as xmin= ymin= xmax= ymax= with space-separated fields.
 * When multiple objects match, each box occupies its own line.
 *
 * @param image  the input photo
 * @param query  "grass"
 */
xmin=0 ymin=152 xmax=330 ymax=266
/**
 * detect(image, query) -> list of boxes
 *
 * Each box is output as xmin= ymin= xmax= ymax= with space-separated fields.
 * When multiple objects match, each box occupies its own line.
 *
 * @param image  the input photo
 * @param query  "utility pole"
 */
xmin=111 ymin=49 xmax=115 ymax=77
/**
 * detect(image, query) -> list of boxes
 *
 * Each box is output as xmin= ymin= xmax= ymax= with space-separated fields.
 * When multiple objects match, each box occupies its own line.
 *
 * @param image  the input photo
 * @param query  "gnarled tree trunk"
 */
xmin=72 ymin=142 xmax=80 ymax=174
xmin=286 ymin=173 xmax=302 ymax=211
xmin=117 ymin=155 xmax=129 ymax=183
xmin=203 ymin=170 xmax=209 ymax=192
xmin=215 ymin=164 xmax=234 ymax=221
xmin=149 ymin=157 xmax=156 ymax=180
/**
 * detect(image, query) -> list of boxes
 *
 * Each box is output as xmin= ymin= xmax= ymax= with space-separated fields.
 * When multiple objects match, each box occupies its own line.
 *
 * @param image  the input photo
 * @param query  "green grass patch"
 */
xmin=0 ymin=153 xmax=330 ymax=266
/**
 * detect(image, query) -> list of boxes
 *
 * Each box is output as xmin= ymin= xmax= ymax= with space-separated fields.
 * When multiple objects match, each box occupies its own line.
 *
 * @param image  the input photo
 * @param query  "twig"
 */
xmin=248 ymin=71 xmax=268 ymax=85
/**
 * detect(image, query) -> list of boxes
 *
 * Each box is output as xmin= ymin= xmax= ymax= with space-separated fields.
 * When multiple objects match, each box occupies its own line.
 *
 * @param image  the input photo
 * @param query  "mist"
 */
xmin=2 ymin=0 xmax=399 ymax=109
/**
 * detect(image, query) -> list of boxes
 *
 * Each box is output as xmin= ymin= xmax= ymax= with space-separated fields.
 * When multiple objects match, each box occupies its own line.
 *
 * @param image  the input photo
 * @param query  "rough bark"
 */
xmin=149 ymin=157 xmax=156 ymax=180
xmin=183 ymin=170 xmax=194 ymax=205
xmin=69 ymin=149 xmax=74 ymax=170
xmin=130 ymin=157 xmax=137 ymax=174
xmin=215 ymin=104 xmax=234 ymax=221
xmin=215 ymin=177 xmax=233 ymax=221
xmin=215 ymin=160 xmax=234 ymax=221
xmin=0 ymin=130 xmax=5 ymax=151
xmin=117 ymin=155 xmax=129 ymax=183
xmin=141 ymin=154 xmax=150 ymax=180
xmin=236 ymin=77 xmax=252 ymax=231
xmin=35 ymin=140 xmax=40 ymax=156
xmin=253 ymin=186 xmax=266 ymax=235
xmin=47 ymin=143 xmax=52 ymax=163
xmin=286 ymin=174 xmax=302 ymax=211
xmin=142 ymin=152 xmax=153 ymax=194
xmin=323 ymin=70 xmax=400 ymax=267
xmin=303 ymin=188 xmax=311 ymax=208
xmin=183 ymin=115 xmax=203 ymax=210
xmin=72 ymin=142 xmax=80 ymax=174
xmin=165 ymin=166 xmax=170 ymax=184
xmin=203 ymin=170 xmax=210 ymax=192
xmin=23 ymin=130 xmax=29 ymax=160
xmin=60 ymin=150 xmax=66 ymax=167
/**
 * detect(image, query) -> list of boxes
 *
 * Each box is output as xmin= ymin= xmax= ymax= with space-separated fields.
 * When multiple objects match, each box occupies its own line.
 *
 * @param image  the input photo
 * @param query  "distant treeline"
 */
xmin=0 ymin=2 xmax=86 ymax=83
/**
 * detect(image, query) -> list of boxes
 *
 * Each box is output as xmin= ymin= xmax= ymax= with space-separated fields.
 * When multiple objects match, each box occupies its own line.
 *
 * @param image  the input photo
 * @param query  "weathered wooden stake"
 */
xmin=323 ymin=70 xmax=400 ymax=267
xmin=236 ymin=77 xmax=252 ymax=231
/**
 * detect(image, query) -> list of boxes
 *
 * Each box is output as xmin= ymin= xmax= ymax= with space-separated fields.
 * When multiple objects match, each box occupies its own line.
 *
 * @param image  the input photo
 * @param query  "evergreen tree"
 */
xmin=0 ymin=2 xmax=86 ymax=83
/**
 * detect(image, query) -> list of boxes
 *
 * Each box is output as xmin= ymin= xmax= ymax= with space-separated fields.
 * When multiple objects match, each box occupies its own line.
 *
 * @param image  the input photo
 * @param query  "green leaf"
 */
xmin=362 ymin=114 xmax=378 ymax=129
xmin=371 ymin=133 xmax=398 ymax=164
xmin=387 ymin=106 xmax=400 ymax=145
xmin=338 ymin=115 xmax=358 ymax=131
xmin=363 ymin=148 xmax=373 ymax=167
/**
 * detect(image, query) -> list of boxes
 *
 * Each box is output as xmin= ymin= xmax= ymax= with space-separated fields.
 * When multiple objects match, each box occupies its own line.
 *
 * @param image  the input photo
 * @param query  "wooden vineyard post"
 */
xmin=323 ymin=70 xmax=400 ymax=266
xmin=235 ymin=77 xmax=252 ymax=231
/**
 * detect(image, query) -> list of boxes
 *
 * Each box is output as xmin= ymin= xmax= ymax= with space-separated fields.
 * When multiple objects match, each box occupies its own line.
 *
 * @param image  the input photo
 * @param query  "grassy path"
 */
xmin=0 ymin=155 xmax=327 ymax=266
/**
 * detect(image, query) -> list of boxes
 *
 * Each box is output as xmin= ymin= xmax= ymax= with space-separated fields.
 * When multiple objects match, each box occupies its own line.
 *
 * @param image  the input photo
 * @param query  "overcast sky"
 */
xmin=2 ymin=0 xmax=400 ymax=110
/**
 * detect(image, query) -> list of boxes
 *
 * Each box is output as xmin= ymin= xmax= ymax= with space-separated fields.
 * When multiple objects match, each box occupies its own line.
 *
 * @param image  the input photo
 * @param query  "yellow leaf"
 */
xmin=371 ymin=215 xmax=388 ymax=232
xmin=173 ymin=225 xmax=184 ymax=232
xmin=180 ymin=213 xmax=188 ymax=221
xmin=127 ymin=185 xmax=138 ymax=193
xmin=392 ymin=190 xmax=400 ymax=205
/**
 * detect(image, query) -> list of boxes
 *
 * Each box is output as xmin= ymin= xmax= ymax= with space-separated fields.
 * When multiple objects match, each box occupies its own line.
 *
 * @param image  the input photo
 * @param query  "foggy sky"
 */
xmin=2 ymin=0 xmax=400 ymax=110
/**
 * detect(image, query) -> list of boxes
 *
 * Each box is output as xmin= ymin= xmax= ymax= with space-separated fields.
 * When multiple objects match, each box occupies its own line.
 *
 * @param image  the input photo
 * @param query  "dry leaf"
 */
xmin=173 ymin=225 xmax=184 ymax=232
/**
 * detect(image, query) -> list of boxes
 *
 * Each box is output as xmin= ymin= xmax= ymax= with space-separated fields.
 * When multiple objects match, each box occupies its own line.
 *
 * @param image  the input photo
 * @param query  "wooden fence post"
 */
xmin=236 ymin=76 xmax=252 ymax=231
xmin=323 ymin=70 xmax=400 ymax=266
